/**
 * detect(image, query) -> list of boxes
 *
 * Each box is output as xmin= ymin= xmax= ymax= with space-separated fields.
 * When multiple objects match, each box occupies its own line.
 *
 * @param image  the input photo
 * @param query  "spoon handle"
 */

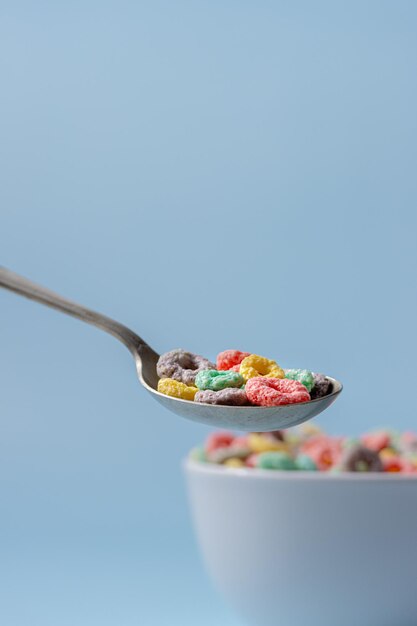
xmin=0 ymin=266 xmax=153 ymax=357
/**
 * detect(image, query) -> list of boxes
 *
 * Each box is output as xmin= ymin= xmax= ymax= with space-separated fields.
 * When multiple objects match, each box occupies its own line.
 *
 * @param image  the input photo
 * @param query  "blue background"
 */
xmin=1 ymin=1 xmax=417 ymax=624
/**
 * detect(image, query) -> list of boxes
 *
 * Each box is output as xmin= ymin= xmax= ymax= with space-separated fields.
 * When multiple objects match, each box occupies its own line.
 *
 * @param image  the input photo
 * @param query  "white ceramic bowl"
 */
xmin=185 ymin=460 xmax=417 ymax=626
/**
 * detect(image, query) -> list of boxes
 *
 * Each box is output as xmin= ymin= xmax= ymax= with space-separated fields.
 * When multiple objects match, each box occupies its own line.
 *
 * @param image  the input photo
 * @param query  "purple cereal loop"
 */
xmin=310 ymin=373 xmax=333 ymax=400
xmin=156 ymin=349 xmax=216 ymax=386
xmin=340 ymin=444 xmax=383 ymax=472
xmin=194 ymin=388 xmax=249 ymax=406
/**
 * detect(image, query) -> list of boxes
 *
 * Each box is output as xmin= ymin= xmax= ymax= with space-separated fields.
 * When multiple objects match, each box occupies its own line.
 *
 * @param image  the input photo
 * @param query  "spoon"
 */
xmin=0 ymin=267 xmax=342 ymax=432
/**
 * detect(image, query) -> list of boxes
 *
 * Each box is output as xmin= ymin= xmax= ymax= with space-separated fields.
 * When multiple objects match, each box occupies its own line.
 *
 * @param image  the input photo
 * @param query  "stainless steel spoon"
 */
xmin=0 ymin=267 xmax=342 ymax=431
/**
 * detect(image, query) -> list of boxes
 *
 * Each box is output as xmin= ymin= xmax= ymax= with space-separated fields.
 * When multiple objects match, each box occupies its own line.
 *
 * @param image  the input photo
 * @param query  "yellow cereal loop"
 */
xmin=379 ymin=447 xmax=397 ymax=460
xmin=239 ymin=354 xmax=284 ymax=381
xmin=300 ymin=423 xmax=324 ymax=438
xmin=247 ymin=433 xmax=288 ymax=454
xmin=224 ymin=458 xmax=245 ymax=468
xmin=157 ymin=378 xmax=198 ymax=401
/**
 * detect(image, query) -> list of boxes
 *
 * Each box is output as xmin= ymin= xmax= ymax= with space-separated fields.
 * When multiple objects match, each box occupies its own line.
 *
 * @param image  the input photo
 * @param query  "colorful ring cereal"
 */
xmin=157 ymin=378 xmax=198 ymax=401
xmin=224 ymin=458 xmax=246 ymax=468
xmin=310 ymin=373 xmax=333 ymax=400
xmin=339 ymin=444 xmax=383 ymax=472
xmin=205 ymin=431 xmax=234 ymax=454
xmin=382 ymin=456 xmax=415 ymax=473
xmin=285 ymin=368 xmax=314 ymax=392
xmin=295 ymin=454 xmax=318 ymax=471
xmin=247 ymin=432 xmax=288 ymax=453
xmin=233 ymin=435 xmax=250 ymax=447
xmin=360 ymin=430 xmax=391 ymax=452
xmin=257 ymin=451 xmax=297 ymax=470
xmin=216 ymin=350 xmax=250 ymax=371
xmin=399 ymin=432 xmax=417 ymax=455
xmin=195 ymin=369 xmax=244 ymax=391
xmin=239 ymin=354 xmax=285 ymax=381
xmin=379 ymin=447 xmax=397 ymax=460
xmin=246 ymin=453 xmax=259 ymax=468
xmin=190 ymin=427 xmax=417 ymax=474
xmin=189 ymin=447 xmax=207 ymax=463
xmin=208 ymin=445 xmax=251 ymax=464
xmin=246 ymin=377 xmax=310 ymax=407
xmin=195 ymin=388 xmax=248 ymax=406
xmin=300 ymin=435 xmax=343 ymax=471
xmin=156 ymin=349 xmax=216 ymax=386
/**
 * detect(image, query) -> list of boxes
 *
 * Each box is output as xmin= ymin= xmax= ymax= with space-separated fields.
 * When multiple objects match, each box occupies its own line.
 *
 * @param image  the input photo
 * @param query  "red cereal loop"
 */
xmin=300 ymin=437 xmax=343 ymax=470
xmin=205 ymin=431 xmax=234 ymax=454
xmin=246 ymin=453 xmax=259 ymax=468
xmin=245 ymin=377 xmax=310 ymax=407
xmin=229 ymin=364 xmax=241 ymax=373
xmin=233 ymin=435 xmax=249 ymax=447
xmin=216 ymin=350 xmax=250 ymax=371
xmin=360 ymin=431 xmax=391 ymax=452
xmin=383 ymin=456 xmax=416 ymax=473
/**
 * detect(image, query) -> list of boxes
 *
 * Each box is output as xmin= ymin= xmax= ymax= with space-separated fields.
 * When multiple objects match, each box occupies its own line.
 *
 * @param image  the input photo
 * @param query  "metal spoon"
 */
xmin=0 ymin=267 xmax=342 ymax=432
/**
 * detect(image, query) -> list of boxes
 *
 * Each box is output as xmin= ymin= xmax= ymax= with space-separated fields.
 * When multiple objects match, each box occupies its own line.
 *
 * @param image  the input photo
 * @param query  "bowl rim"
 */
xmin=184 ymin=458 xmax=417 ymax=481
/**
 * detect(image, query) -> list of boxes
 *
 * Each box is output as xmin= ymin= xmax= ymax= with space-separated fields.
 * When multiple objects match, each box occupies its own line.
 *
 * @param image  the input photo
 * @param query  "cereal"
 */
xmin=233 ymin=435 xmax=250 ymax=447
xmin=246 ymin=377 xmax=310 ymax=407
xmin=195 ymin=369 xmax=244 ymax=391
xmin=156 ymin=347 xmax=335 ymax=408
xmin=224 ymin=458 xmax=246 ymax=468
xmin=285 ymin=369 xmax=314 ymax=392
xmin=157 ymin=378 xmax=198 ymax=401
xmin=379 ymin=447 xmax=397 ymax=460
xmin=339 ymin=444 xmax=383 ymax=472
xmin=157 ymin=349 xmax=215 ymax=386
xmin=360 ymin=430 xmax=391 ymax=452
xmin=195 ymin=388 xmax=248 ymax=406
xmin=189 ymin=447 xmax=207 ymax=463
xmin=190 ymin=427 xmax=417 ymax=474
xmin=310 ymin=373 xmax=333 ymax=400
xmin=299 ymin=423 xmax=324 ymax=439
xmin=205 ymin=432 xmax=234 ymax=454
xmin=257 ymin=451 xmax=297 ymax=470
xmin=300 ymin=435 xmax=343 ymax=470
xmin=246 ymin=453 xmax=259 ymax=468
xmin=409 ymin=456 xmax=417 ymax=470
xmin=217 ymin=350 xmax=250 ymax=371
xmin=247 ymin=432 xmax=288 ymax=453
xmin=382 ymin=456 xmax=412 ymax=473
xmin=295 ymin=454 xmax=318 ymax=471
xmin=399 ymin=432 xmax=417 ymax=455
xmin=240 ymin=354 xmax=285 ymax=381
xmin=269 ymin=430 xmax=285 ymax=441
xmin=208 ymin=445 xmax=251 ymax=464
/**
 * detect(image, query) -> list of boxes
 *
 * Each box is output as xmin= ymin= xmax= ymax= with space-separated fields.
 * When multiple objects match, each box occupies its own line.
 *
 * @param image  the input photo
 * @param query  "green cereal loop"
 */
xmin=256 ymin=451 xmax=297 ymax=471
xmin=195 ymin=369 xmax=244 ymax=391
xmin=189 ymin=447 xmax=207 ymax=463
xmin=295 ymin=454 xmax=318 ymax=471
xmin=285 ymin=368 xmax=314 ymax=392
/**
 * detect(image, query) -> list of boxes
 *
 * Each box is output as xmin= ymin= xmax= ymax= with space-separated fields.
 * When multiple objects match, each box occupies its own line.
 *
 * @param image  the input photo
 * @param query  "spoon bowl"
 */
xmin=1 ymin=267 xmax=342 ymax=431
xmin=141 ymin=365 xmax=342 ymax=431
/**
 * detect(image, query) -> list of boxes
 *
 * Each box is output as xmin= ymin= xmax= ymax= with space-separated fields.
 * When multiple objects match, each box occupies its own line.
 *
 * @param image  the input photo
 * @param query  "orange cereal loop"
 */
xmin=157 ymin=378 xmax=198 ymax=401
xmin=239 ymin=354 xmax=284 ymax=381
